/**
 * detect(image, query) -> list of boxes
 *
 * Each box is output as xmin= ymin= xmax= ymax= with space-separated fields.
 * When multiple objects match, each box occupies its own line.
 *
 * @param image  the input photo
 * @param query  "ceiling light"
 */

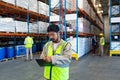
xmin=97 ymin=10 xmax=103 ymax=13
xmin=98 ymin=4 xmax=102 ymax=7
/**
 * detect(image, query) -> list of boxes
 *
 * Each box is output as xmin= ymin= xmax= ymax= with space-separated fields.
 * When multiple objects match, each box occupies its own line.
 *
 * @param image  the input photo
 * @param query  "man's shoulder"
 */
xmin=62 ymin=40 xmax=71 ymax=47
xmin=44 ymin=41 xmax=51 ymax=47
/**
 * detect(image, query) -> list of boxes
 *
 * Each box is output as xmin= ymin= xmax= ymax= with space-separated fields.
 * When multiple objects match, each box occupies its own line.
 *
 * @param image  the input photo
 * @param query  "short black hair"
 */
xmin=47 ymin=24 xmax=60 ymax=33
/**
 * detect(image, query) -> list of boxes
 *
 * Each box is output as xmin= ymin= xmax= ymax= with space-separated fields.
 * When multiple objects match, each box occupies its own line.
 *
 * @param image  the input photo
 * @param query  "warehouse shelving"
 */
xmin=50 ymin=8 xmax=102 ymax=30
xmin=110 ymin=0 xmax=120 ymax=56
xmin=0 ymin=2 xmax=48 ymax=22
xmin=87 ymin=0 xmax=103 ymax=24
xmin=0 ymin=0 xmax=103 ymax=59
xmin=0 ymin=0 xmax=50 ymax=57
xmin=40 ymin=0 xmax=103 ymax=30
xmin=0 ymin=32 xmax=47 ymax=37
xmin=0 ymin=1 xmax=48 ymax=22
xmin=38 ymin=0 xmax=49 ymax=5
xmin=0 ymin=0 xmax=103 ymax=41
xmin=66 ymin=32 xmax=96 ymax=37
xmin=78 ymin=9 xmax=102 ymax=30
xmin=0 ymin=1 xmax=49 ymax=37
xmin=47 ymin=0 xmax=103 ymax=59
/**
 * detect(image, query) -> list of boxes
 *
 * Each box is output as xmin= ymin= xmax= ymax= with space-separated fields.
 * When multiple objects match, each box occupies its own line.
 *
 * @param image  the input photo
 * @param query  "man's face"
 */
xmin=48 ymin=32 xmax=59 ymax=42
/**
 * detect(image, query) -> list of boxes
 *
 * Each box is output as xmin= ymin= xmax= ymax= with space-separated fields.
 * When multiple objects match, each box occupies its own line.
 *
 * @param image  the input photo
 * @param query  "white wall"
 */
xmin=104 ymin=16 xmax=110 ymax=43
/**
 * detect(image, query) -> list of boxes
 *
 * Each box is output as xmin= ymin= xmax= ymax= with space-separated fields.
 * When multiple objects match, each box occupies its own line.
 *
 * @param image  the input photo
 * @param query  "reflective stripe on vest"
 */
xmin=100 ymin=37 xmax=105 ymax=46
xmin=44 ymin=40 xmax=69 ymax=80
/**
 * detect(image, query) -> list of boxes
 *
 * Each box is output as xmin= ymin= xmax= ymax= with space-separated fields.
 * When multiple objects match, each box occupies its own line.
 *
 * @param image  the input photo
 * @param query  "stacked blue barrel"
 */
xmin=15 ymin=45 xmax=26 ymax=57
xmin=32 ymin=45 xmax=37 ymax=53
xmin=0 ymin=44 xmax=43 ymax=61
xmin=37 ymin=43 xmax=44 ymax=52
xmin=0 ymin=47 xmax=5 ymax=61
xmin=6 ymin=46 xmax=14 ymax=59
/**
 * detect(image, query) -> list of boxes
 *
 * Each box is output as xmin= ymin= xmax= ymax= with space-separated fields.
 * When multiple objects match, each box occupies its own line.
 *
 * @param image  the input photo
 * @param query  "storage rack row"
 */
xmin=110 ymin=0 xmax=120 ymax=56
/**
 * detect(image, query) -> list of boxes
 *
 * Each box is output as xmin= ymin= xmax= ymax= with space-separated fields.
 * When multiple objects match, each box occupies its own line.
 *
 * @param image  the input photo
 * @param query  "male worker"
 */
xmin=99 ymin=33 xmax=105 ymax=56
xmin=40 ymin=24 xmax=72 ymax=80
xmin=24 ymin=34 xmax=34 ymax=61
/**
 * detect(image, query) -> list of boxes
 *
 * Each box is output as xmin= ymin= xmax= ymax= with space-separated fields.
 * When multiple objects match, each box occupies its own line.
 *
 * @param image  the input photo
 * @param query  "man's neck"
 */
xmin=53 ymin=38 xmax=61 ymax=43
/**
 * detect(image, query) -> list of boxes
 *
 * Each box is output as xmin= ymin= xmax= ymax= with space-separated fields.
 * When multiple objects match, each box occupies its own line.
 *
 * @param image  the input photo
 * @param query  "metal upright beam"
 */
xmin=64 ymin=0 xmax=67 ymax=41
xmin=76 ymin=0 xmax=79 ymax=53
xmin=60 ymin=0 xmax=64 ymax=38
xmin=27 ymin=5 xmax=30 ymax=34
xmin=119 ymin=0 xmax=120 ymax=41
xmin=110 ymin=0 xmax=112 ymax=50
xmin=49 ymin=0 xmax=51 ymax=24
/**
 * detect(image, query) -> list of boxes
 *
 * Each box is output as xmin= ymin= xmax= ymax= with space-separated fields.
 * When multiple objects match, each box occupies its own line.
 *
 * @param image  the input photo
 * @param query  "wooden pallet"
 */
xmin=0 ymin=58 xmax=8 ymax=62
xmin=15 ymin=6 xmax=28 ymax=11
xmin=16 ymin=32 xmax=27 ymax=34
xmin=0 ymin=57 xmax=15 ymax=62
xmin=0 ymin=31 xmax=15 ymax=33
xmin=16 ymin=55 xmax=25 ymax=58
xmin=7 ymin=57 xmax=14 ymax=61
xmin=1 ymin=1 xmax=15 ymax=6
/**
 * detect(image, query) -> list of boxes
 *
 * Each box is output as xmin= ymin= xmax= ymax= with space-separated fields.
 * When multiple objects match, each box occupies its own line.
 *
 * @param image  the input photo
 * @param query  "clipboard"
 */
xmin=35 ymin=59 xmax=51 ymax=67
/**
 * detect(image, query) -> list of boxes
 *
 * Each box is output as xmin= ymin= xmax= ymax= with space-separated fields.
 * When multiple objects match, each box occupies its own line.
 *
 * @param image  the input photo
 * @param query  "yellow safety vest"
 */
xmin=100 ymin=37 xmax=105 ymax=46
xmin=25 ymin=36 xmax=33 ymax=48
xmin=44 ymin=40 xmax=69 ymax=80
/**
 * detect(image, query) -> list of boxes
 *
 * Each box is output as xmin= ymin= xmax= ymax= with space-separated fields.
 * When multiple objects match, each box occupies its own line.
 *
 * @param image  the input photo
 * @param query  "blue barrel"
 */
xmin=6 ymin=47 xmax=14 ymax=58
xmin=37 ymin=43 xmax=40 ymax=51
xmin=15 ymin=46 xmax=24 ymax=56
xmin=0 ymin=47 xmax=5 ymax=61
xmin=22 ymin=46 xmax=26 ymax=55
xmin=20 ymin=45 xmax=26 ymax=55
xmin=40 ymin=43 xmax=44 ymax=51
xmin=32 ymin=45 xmax=37 ymax=53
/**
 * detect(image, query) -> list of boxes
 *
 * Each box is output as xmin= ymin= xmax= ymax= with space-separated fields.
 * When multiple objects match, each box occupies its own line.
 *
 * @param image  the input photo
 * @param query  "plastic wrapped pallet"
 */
xmin=0 ymin=18 xmax=15 ymax=32
xmin=94 ymin=26 xmax=100 ymax=34
xmin=51 ymin=0 xmax=72 ymax=10
xmin=29 ymin=22 xmax=39 ymax=33
xmin=0 ymin=22 xmax=15 ymax=32
xmin=112 ymin=24 xmax=119 ymax=32
xmin=112 ymin=6 xmax=119 ymax=15
xmin=51 ymin=12 xmax=58 ymax=16
xmin=91 ymin=25 xmax=100 ymax=34
xmin=38 ymin=1 xmax=49 ymax=16
xmin=1 ymin=0 xmax=15 ymax=5
xmin=63 ymin=0 xmax=72 ymax=10
xmin=78 ymin=18 xmax=90 ymax=33
xmin=29 ymin=0 xmax=38 ymax=12
xmin=111 ymin=41 xmax=120 ymax=50
xmin=16 ymin=0 xmax=29 ymax=9
xmin=15 ymin=21 xmax=28 ymax=33
xmin=67 ymin=37 xmax=92 ymax=58
xmin=91 ymin=8 xmax=96 ymax=20
xmin=67 ymin=18 xmax=90 ymax=33
xmin=38 ymin=21 xmax=49 ymax=33
xmin=0 ymin=18 xmax=14 ymax=23
xmin=71 ymin=0 xmax=90 ymax=15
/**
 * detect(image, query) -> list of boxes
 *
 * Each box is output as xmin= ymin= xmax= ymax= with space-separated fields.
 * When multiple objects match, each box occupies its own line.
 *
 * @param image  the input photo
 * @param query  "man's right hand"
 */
xmin=43 ymin=56 xmax=52 ymax=62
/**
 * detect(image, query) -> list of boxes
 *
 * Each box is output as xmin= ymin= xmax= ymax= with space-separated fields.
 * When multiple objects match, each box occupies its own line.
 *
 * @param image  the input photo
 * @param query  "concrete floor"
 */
xmin=0 ymin=45 xmax=120 ymax=80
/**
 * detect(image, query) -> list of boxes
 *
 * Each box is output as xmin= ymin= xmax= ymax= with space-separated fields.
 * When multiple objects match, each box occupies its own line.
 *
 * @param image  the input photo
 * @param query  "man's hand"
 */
xmin=43 ymin=56 xmax=52 ymax=62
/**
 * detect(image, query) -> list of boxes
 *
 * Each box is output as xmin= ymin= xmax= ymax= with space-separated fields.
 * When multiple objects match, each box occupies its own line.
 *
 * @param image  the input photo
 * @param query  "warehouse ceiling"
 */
xmin=100 ymin=0 xmax=109 ymax=16
xmin=100 ymin=0 xmax=119 ymax=16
